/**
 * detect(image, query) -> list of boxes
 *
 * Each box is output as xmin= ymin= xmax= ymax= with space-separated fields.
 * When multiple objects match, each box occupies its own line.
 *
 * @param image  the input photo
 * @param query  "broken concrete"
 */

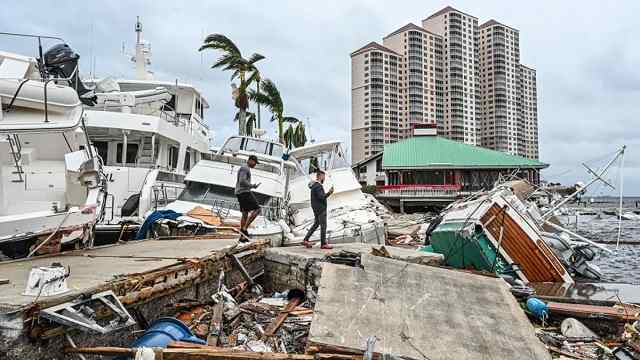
xmin=308 ymin=256 xmax=551 ymax=360
xmin=263 ymin=243 xmax=444 ymax=295
xmin=0 ymin=238 xmax=267 ymax=360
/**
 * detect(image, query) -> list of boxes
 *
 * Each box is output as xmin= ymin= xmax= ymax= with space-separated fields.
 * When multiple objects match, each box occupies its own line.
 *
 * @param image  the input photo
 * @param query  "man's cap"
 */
xmin=248 ymin=155 xmax=259 ymax=163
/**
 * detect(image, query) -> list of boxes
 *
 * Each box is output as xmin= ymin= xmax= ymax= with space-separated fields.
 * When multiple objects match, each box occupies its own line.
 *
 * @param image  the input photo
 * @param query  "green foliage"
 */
xmin=200 ymin=34 xmax=264 ymax=135
xmin=361 ymin=184 xmax=378 ymax=194
xmin=249 ymin=79 xmax=304 ymax=144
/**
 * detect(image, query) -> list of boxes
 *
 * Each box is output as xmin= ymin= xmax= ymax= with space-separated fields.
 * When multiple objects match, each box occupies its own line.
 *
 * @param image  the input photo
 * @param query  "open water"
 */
xmin=564 ymin=197 xmax=640 ymax=283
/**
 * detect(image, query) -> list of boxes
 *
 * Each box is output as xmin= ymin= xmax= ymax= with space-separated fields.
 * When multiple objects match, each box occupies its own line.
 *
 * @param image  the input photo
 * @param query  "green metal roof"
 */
xmin=382 ymin=136 xmax=547 ymax=169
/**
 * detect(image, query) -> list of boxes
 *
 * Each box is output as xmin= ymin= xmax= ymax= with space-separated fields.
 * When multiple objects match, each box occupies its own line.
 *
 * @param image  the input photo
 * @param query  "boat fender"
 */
xmin=526 ymin=298 xmax=548 ymax=319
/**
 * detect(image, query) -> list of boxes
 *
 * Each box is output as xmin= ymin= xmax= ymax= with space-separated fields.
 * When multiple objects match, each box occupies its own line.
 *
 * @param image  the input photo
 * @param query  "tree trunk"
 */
xmin=256 ymin=81 xmax=261 ymax=129
xmin=238 ymin=109 xmax=246 ymax=136
xmin=278 ymin=116 xmax=284 ymax=144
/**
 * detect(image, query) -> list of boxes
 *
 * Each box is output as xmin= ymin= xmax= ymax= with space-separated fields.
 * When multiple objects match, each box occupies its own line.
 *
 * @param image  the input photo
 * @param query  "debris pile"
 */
xmin=170 ymin=286 xmax=314 ymax=354
xmin=385 ymin=212 xmax=433 ymax=247
xmin=525 ymin=296 xmax=640 ymax=359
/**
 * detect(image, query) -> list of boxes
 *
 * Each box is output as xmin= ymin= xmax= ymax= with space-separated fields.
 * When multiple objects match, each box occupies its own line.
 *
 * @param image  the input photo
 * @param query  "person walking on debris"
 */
xmin=235 ymin=155 xmax=261 ymax=242
xmin=303 ymin=169 xmax=334 ymax=249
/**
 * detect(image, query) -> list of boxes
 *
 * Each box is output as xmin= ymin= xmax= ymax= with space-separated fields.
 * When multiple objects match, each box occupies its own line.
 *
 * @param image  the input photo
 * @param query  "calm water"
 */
xmin=564 ymin=197 xmax=640 ymax=283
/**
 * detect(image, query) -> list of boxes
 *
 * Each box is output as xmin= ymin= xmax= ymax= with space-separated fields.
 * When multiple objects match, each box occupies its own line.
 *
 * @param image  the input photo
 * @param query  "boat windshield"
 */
xmin=178 ymin=181 xmax=273 ymax=208
xmin=292 ymin=147 xmax=349 ymax=178
xmin=220 ymin=136 xmax=284 ymax=158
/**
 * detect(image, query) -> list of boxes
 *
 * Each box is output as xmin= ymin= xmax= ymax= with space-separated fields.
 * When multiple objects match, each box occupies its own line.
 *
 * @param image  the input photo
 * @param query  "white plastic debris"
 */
xmin=245 ymin=340 xmax=273 ymax=352
xmin=134 ymin=347 xmax=156 ymax=360
xmin=561 ymin=318 xmax=599 ymax=340
xmin=23 ymin=265 xmax=69 ymax=297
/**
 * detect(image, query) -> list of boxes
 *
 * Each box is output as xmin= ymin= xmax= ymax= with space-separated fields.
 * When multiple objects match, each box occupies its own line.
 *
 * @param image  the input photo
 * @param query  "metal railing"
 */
xmin=377 ymin=184 xmax=463 ymax=198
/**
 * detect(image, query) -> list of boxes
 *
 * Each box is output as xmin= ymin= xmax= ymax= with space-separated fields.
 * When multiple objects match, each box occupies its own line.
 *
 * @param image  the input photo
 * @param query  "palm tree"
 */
xmin=249 ymin=79 xmax=300 ymax=144
xmin=199 ymin=34 xmax=264 ymax=135
xmin=234 ymin=111 xmax=256 ymax=136
xmin=283 ymin=121 xmax=307 ymax=149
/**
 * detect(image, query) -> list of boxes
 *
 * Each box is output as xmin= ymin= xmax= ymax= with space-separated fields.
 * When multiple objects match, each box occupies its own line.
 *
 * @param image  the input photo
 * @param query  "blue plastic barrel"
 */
xmin=132 ymin=317 xmax=206 ymax=347
xmin=526 ymin=298 xmax=548 ymax=319
xmin=116 ymin=317 xmax=206 ymax=359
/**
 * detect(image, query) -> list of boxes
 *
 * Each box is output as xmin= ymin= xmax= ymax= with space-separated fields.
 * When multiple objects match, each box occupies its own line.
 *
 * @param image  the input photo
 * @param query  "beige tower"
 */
xmin=382 ymin=23 xmax=444 ymax=138
xmin=350 ymin=42 xmax=401 ymax=163
xmin=422 ymin=6 xmax=480 ymax=145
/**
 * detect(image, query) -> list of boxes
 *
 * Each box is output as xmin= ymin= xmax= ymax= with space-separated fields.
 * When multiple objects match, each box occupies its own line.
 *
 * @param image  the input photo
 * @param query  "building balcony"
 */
xmin=377 ymin=184 xmax=464 ymax=200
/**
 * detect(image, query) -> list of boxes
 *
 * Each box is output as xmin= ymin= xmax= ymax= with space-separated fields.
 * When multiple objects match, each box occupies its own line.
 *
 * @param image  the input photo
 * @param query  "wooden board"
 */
xmin=481 ymin=204 xmax=570 ymax=283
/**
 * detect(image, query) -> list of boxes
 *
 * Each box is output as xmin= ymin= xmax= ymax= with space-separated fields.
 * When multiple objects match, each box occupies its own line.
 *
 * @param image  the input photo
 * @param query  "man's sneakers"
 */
xmin=239 ymin=229 xmax=250 ymax=243
xmin=302 ymin=240 xmax=313 ymax=248
xmin=320 ymin=244 xmax=333 ymax=250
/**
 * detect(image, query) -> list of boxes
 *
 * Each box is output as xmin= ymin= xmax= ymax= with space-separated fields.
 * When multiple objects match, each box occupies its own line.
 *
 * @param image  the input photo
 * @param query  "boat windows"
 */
xmin=178 ymin=181 xmax=273 ymax=208
xmin=221 ymin=137 xmax=284 ymax=158
xmin=183 ymin=149 xmax=191 ymax=172
xmin=222 ymin=137 xmax=243 ymax=153
xmin=116 ymin=143 xmax=139 ymax=164
xmin=271 ymin=143 xmax=284 ymax=158
xmin=244 ymin=138 xmax=269 ymax=154
xmin=168 ymin=146 xmax=179 ymax=169
xmin=93 ymin=141 xmax=109 ymax=164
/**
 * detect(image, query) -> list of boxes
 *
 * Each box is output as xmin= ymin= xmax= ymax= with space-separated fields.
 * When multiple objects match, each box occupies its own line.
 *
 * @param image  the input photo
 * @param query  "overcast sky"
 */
xmin=2 ymin=1 xmax=639 ymax=194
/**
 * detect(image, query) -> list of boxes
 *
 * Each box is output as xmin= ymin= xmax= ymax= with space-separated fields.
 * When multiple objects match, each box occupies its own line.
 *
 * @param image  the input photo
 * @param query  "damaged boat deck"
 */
xmin=0 ymin=238 xmax=240 ymax=309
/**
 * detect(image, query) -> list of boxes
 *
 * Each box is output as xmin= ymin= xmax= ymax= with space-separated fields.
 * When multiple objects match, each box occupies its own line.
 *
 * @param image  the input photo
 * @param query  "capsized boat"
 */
xmin=424 ymin=181 xmax=609 ymax=284
xmin=283 ymin=141 xmax=387 ymax=246
xmin=0 ymin=49 xmax=106 ymax=259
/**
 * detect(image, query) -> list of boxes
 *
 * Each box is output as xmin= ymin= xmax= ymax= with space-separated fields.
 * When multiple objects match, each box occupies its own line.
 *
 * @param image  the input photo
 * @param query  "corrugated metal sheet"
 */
xmin=382 ymin=136 xmax=547 ymax=169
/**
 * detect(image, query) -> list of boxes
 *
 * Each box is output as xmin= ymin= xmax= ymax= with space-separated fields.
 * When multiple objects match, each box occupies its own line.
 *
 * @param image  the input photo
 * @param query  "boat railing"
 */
xmin=376 ymin=184 xmax=463 ymax=198
xmin=151 ymin=183 xmax=184 ymax=210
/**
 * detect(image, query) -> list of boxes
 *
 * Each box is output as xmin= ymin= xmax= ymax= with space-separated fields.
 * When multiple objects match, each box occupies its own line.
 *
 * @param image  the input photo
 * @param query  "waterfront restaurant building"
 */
xmin=354 ymin=127 xmax=547 ymax=211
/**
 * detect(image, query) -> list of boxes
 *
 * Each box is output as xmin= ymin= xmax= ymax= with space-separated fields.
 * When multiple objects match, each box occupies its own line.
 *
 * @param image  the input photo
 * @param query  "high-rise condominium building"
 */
xmin=351 ymin=6 xmax=539 ymax=163
xmin=351 ymin=42 xmax=401 ymax=160
xmin=422 ymin=7 xmax=480 ymax=146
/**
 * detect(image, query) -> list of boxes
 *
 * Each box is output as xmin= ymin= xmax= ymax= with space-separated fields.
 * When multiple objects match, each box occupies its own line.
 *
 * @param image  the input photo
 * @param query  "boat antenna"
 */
xmin=616 ymin=146 xmax=626 ymax=249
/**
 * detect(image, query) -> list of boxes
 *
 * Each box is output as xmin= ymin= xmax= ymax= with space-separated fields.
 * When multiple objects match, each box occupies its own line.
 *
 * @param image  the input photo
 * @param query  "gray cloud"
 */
xmin=2 ymin=0 xmax=639 ymax=194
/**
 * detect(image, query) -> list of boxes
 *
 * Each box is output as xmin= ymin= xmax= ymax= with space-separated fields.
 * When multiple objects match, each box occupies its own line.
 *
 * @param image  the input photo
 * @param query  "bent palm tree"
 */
xmin=199 ymin=34 xmax=264 ymax=135
xmin=283 ymin=121 xmax=307 ymax=149
xmin=249 ymin=79 xmax=300 ymax=145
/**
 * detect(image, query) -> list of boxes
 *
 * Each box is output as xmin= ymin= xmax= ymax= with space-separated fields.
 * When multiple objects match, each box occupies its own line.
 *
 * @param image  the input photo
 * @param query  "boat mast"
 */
xmin=133 ymin=16 xmax=151 ymax=80
xmin=541 ymin=146 xmax=625 ymax=220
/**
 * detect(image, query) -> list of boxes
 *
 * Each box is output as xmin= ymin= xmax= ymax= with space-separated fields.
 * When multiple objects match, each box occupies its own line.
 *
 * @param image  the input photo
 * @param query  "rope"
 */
xmin=27 ymin=211 xmax=71 ymax=258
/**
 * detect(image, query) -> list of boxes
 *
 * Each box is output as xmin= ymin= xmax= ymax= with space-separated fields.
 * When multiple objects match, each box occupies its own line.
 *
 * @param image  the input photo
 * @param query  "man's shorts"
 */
xmin=236 ymin=192 xmax=260 ymax=212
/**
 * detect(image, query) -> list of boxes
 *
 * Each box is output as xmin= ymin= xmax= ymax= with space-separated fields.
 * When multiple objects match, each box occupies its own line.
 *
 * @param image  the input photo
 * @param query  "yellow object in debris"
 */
xmin=186 ymin=206 xmax=222 ymax=226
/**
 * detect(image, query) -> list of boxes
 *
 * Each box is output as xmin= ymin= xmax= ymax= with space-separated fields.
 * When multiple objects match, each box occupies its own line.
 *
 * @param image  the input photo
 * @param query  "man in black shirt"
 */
xmin=235 ymin=155 xmax=261 ymax=242
xmin=303 ymin=169 xmax=334 ymax=249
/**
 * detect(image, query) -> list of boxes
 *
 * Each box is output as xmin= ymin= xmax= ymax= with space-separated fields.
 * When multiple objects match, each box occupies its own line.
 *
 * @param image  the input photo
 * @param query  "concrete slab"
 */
xmin=265 ymin=243 xmax=444 ymax=267
xmin=308 ymin=257 xmax=551 ymax=360
xmin=0 ymin=238 xmax=238 ymax=308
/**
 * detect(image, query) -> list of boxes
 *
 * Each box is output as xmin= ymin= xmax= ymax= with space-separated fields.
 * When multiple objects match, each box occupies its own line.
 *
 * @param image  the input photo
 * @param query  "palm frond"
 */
xmin=212 ymin=53 xmax=241 ymax=70
xmin=199 ymin=34 xmax=241 ymax=56
xmin=247 ymin=53 xmax=266 ymax=64
xmin=282 ymin=116 xmax=300 ymax=123
xmin=245 ymin=70 xmax=260 ymax=86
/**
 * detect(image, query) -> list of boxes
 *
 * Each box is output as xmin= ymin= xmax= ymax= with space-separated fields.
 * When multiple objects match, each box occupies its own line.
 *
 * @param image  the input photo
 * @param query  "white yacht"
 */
xmin=284 ymin=141 xmax=386 ymax=246
xmin=155 ymin=135 xmax=291 ymax=242
xmin=80 ymin=18 xmax=212 ymax=228
xmin=149 ymin=136 xmax=386 ymax=246
xmin=0 ymin=49 xmax=106 ymax=259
